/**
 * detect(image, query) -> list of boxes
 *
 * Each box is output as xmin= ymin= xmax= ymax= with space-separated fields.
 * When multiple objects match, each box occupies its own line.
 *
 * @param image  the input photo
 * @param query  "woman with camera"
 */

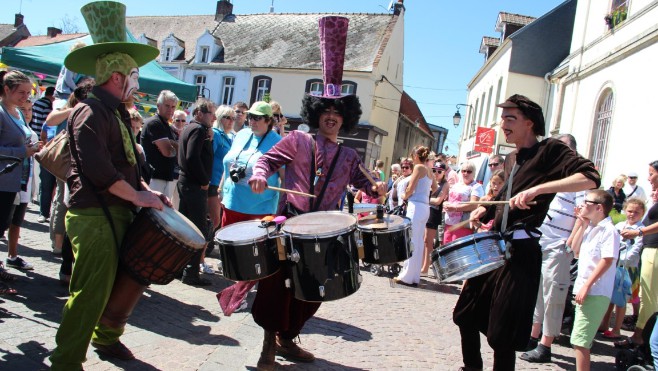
xmin=220 ymin=101 xmax=281 ymax=227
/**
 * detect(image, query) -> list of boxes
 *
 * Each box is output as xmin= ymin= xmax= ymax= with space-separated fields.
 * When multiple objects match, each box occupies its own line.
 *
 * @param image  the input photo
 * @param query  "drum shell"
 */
xmin=431 ymin=232 xmax=506 ymax=283
xmin=289 ymin=231 xmax=360 ymax=302
xmin=358 ymin=217 xmax=411 ymax=265
xmin=216 ymin=236 xmax=279 ymax=281
xmin=121 ymin=207 xmax=205 ymax=285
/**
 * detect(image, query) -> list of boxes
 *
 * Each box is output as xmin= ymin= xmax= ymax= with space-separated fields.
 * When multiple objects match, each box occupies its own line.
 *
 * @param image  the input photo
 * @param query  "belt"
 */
xmin=512 ymin=229 xmax=541 ymax=240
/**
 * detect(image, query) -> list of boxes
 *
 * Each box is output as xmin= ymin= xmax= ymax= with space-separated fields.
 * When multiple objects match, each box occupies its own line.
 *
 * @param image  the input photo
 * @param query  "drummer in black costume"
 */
xmin=454 ymin=94 xmax=600 ymax=371
xmin=248 ymin=16 xmax=386 ymax=371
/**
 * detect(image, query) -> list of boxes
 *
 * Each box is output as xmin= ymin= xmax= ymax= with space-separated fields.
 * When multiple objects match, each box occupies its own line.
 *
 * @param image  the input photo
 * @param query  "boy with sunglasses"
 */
xmin=569 ymin=190 xmax=619 ymax=370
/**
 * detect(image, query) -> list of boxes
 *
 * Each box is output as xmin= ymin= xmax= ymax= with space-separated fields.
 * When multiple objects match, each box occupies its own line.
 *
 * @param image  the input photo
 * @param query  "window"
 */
xmin=485 ymin=86 xmax=493 ymax=126
xmin=609 ymin=0 xmax=629 ymax=28
xmin=309 ymin=82 xmax=323 ymax=95
xmin=494 ymin=78 xmax=503 ymax=121
xmin=305 ymin=79 xmax=357 ymax=96
xmin=251 ymin=75 xmax=272 ymax=104
xmin=589 ymin=89 xmax=614 ymax=173
xmin=341 ymin=80 xmax=357 ymax=95
xmin=200 ymin=46 xmax=210 ymax=63
xmin=195 ymin=74 xmax=207 ymax=97
xmin=471 ymin=99 xmax=479 ymax=136
xmin=164 ymin=46 xmax=172 ymax=62
xmin=222 ymin=76 xmax=235 ymax=105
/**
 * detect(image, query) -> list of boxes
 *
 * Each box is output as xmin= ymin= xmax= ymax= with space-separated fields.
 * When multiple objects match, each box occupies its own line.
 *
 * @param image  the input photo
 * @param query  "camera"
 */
xmin=229 ymin=163 xmax=246 ymax=183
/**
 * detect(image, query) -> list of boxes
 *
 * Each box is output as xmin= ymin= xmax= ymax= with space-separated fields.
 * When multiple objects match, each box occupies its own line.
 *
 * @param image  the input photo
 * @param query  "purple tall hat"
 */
xmin=315 ymin=16 xmax=350 ymax=99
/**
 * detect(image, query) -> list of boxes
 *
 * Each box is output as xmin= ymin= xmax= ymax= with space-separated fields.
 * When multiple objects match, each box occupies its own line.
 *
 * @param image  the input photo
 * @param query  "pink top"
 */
xmin=251 ymin=130 xmax=376 ymax=213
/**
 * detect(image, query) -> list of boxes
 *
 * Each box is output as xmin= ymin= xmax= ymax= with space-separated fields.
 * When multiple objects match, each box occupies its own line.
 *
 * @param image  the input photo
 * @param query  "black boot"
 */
xmin=519 ymin=343 xmax=551 ymax=363
xmin=256 ymin=331 xmax=276 ymax=371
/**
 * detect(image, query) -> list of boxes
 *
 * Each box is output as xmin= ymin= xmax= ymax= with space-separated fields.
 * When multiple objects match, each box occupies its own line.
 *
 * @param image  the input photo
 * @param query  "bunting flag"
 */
xmin=143 ymin=105 xmax=152 ymax=113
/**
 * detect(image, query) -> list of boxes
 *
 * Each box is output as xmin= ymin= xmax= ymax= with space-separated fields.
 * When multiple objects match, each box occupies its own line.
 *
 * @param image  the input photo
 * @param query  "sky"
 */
xmin=8 ymin=0 xmax=562 ymax=155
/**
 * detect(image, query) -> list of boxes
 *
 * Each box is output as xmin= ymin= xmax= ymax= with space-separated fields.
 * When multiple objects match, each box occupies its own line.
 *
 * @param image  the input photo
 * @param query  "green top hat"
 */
xmin=64 ymin=1 xmax=159 ymax=76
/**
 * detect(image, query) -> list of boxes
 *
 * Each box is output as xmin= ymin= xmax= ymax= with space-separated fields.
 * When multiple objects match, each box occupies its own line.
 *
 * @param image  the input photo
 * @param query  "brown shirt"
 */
xmin=67 ymin=86 xmax=140 ymax=209
xmin=486 ymin=138 xmax=600 ymax=231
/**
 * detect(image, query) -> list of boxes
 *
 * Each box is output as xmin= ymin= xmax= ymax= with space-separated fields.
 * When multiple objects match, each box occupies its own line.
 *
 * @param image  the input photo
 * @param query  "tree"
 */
xmin=59 ymin=14 xmax=80 ymax=34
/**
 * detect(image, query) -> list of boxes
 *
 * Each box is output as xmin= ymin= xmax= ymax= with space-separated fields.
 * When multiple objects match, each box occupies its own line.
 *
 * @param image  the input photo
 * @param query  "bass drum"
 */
xmin=357 ymin=214 xmax=412 ymax=265
xmin=215 ymin=220 xmax=279 ymax=281
xmin=431 ymin=231 xmax=506 ymax=283
xmin=282 ymin=211 xmax=360 ymax=302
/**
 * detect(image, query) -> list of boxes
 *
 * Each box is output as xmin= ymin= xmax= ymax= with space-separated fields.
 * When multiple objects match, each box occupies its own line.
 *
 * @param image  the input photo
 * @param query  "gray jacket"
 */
xmin=0 ymin=104 xmax=28 ymax=192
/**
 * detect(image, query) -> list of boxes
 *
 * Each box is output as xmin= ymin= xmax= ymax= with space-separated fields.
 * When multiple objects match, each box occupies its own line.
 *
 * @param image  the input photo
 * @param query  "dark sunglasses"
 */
xmin=248 ymin=114 xmax=266 ymax=122
xmin=174 ymin=119 xmax=185 ymax=122
xmin=488 ymin=162 xmax=500 ymax=167
xmin=221 ymin=115 xmax=234 ymax=120
xmin=461 ymin=170 xmax=473 ymax=174
xmin=628 ymin=176 xmax=638 ymax=179
xmin=583 ymin=199 xmax=601 ymax=206
xmin=432 ymin=169 xmax=444 ymax=174
xmin=273 ymin=113 xmax=283 ymax=119
xmin=401 ymin=166 xmax=411 ymax=170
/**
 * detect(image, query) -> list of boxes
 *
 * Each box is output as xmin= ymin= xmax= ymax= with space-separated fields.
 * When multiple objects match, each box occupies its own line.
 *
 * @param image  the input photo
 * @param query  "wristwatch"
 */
xmin=638 ymin=228 xmax=644 ymax=237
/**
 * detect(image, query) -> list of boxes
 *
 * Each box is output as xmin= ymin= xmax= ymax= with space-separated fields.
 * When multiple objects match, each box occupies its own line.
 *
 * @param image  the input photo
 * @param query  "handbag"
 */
xmin=611 ymin=244 xmax=632 ymax=307
xmin=34 ymin=129 xmax=70 ymax=182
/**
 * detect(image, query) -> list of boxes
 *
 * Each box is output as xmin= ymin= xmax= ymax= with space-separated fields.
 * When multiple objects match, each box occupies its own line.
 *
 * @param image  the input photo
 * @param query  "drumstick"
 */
xmin=358 ymin=164 xmax=378 ymax=186
xmin=267 ymin=185 xmax=316 ymax=198
xmin=447 ymin=219 xmax=472 ymax=232
xmin=459 ymin=201 xmax=537 ymax=205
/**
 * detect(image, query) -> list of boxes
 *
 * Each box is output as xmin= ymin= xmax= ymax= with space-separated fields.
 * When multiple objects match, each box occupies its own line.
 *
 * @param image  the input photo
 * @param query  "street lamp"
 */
xmin=453 ymin=104 xmax=472 ymax=128
xmin=198 ymin=87 xmax=210 ymax=98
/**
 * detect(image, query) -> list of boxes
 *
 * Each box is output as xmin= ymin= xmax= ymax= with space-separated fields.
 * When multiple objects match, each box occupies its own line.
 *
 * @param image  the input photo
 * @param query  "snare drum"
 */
xmin=215 ymin=220 xmax=279 ymax=281
xmin=121 ymin=206 xmax=206 ymax=285
xmin=431 ymin=231 xmax=506 ymax=283
xmin=282 ymin=211 xmax=360 ymax=302
xmin=357 ymin=215 xmax=412 ymax=265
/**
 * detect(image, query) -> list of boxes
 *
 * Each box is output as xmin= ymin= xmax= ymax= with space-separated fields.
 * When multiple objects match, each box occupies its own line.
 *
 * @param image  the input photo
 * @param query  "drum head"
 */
xmin=282 ymin=211 xmax=356 ymax=238
xmin=148 ymin=206 xmax=205 ymax=249
xmin=357 ymin=215 xmax=410 ymax=232
xmin=215 ymin=220 xmax=269 ymax=244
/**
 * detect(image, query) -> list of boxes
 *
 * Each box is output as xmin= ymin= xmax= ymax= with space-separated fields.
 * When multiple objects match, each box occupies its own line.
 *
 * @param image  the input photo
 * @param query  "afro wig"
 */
xmin=300 ymin=94 xmax=362 ymax=134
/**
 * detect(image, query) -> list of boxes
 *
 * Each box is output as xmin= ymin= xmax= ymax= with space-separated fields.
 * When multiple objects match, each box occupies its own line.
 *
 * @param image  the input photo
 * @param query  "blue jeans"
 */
xmin=39 ymin=167 xmax=56 ymax=217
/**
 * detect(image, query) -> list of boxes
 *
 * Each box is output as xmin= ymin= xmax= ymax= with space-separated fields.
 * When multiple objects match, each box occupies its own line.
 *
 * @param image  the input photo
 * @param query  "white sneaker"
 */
xmin=200 ymin=263 xmax=214 ymax=274
xmin=37 ymin=215 xmax=48 ymax=223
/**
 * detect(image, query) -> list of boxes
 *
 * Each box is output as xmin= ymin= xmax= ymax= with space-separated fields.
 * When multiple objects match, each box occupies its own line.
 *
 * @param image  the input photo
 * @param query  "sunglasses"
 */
xmin=401 ymin=166 xmax=411 ymax=170
xmin=273 ymin=113 xmax=283 ymax=119
xmin=583 ymin=199 xmax=601 ymax=206
xmin=461 ymin=170 xmax=473 ymax=174
xmin=248 ymin=114 xmax=266 ymax=122
xmin=222 ymin=115 xmax=234 ymax=120
xmin=174 ymin=119 xmax=185 ymax=122
xmin=488 ymin=162 xmax=500 ymax=167
xmin=432 ymin=169 xmax=444 ymax=174
xmin=235 ymin=110 xmax=244 ymax=115
xmin=629 ymin=176 xmax=638 ymax=179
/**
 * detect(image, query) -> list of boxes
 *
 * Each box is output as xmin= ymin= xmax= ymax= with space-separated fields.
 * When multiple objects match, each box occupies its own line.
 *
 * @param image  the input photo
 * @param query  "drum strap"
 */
xmin=312 ymin=144 xmax=342 ymax=212
xmin=501 ymin=163 xmax=519 ymax=233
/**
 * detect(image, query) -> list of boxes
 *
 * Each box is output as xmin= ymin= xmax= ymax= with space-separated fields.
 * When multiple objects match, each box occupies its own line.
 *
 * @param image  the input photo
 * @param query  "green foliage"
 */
xmin=609 ymin=209 xmax=627 ymax=225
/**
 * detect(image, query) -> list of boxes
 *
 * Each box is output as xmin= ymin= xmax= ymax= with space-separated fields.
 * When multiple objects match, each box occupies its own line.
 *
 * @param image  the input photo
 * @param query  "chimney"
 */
xmin=47 ymin=27 xmax=63 ymax=38
xmin=215 ymin=0 xmax=234 ymax=22
xmin=14 ymin=13 xmax=24 ymax=28
xmin=393 ymin=0 xmax=405 ymax=16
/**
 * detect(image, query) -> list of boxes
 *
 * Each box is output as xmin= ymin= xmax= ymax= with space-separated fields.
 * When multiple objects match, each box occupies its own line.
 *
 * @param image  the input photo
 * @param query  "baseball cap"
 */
xmin=433 ymin=162 xmax=448 ymax=171
xmin=247 ymin=101 xmax=273 ymax=117
xmin=628 ymin=171 xmax=638 ymax=178
xmin=497 ymin=94 xmax=546 ymax=136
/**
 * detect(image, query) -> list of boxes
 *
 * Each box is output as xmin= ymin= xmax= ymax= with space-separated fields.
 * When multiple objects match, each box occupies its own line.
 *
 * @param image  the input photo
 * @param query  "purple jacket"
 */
xmin=250 ymin=130 xmax=375 ymax=213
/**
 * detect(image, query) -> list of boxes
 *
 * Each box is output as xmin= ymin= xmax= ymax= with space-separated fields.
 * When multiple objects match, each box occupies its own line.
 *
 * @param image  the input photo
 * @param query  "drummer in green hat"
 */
xmin=50 ymin=2 xmax=170 ymax=370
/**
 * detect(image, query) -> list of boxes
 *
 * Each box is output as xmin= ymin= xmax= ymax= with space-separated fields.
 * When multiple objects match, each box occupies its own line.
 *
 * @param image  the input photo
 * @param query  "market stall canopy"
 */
xmin=1 ymin=33 xmax=197 ymax=102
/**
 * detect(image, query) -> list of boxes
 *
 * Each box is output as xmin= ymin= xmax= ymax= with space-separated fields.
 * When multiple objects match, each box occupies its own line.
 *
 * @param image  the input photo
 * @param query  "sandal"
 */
xmin=0 ymin=269 xmax=15 ymax=282
xmin=0 ymin=282 xmax=17 ymax=295
xmin=602 ymin=330 xmax=622 ymax=340
xmin=614 ymin=337 xmax=641 ymax=349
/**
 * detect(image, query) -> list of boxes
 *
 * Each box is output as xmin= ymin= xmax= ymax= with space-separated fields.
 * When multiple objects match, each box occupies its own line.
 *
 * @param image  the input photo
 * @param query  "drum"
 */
xmin=215 ymin=220 xmax=279 ymax=281
xmin=282 ymin=211 xmax=360 ymax=302
xmin=121 ymin=206 xmax=206 ymax=285
xmin=357 ymin=214 xmax=412 ymax=265
xmin=431 ymin=231 xmax=506 ymax=283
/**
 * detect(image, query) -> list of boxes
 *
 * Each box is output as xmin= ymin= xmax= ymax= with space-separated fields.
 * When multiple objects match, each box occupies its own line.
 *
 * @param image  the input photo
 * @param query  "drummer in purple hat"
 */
xmin=248 ymin=16 xmax=386 ymax=370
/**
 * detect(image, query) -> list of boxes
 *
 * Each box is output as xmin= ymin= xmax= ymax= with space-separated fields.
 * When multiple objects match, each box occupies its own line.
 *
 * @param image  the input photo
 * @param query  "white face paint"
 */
xmin=121 ymin=68 xmax=140 ymax=101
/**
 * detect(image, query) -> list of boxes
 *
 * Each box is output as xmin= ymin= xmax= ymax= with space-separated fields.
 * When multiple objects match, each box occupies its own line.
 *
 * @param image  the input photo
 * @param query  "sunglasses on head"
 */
xmin=488 ymin=162 xmax=500 ymax=167
xmin=461 ymin=170 xmax=473 ymax=174
xmin=248 ymin=114 xmax=266 ymax=122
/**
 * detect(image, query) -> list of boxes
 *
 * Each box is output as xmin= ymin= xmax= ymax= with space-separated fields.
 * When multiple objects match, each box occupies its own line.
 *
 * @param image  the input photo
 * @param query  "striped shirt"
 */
xmin=30 ymin=97 xmax=53 ymax=134
xmin=539 ymin=191 xmax=585 ymax=251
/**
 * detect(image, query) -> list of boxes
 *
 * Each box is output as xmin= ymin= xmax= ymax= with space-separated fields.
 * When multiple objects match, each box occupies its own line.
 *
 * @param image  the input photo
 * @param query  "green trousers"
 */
xmin=50 ymin=206 xmax=133 ymax=371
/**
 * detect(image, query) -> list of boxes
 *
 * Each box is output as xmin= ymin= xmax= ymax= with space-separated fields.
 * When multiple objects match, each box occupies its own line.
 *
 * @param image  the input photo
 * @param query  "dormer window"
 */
xmin=165 ymin=47 xmax=173 ymax=62
xmin=200 ymin=46 xmax=210 ymax=63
